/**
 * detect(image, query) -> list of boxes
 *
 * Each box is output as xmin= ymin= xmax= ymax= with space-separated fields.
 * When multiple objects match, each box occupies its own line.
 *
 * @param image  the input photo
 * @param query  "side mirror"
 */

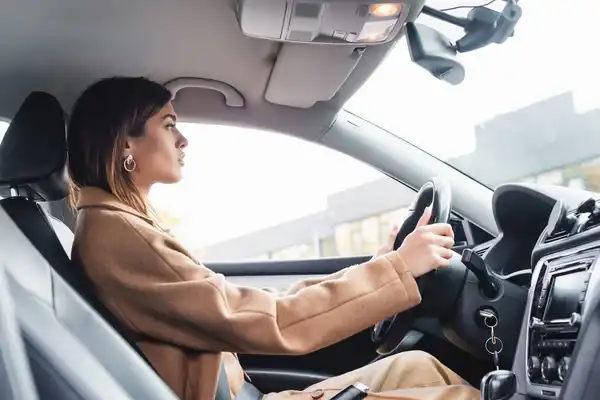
xmin=406 ymin=22 xmax=465 ymax=85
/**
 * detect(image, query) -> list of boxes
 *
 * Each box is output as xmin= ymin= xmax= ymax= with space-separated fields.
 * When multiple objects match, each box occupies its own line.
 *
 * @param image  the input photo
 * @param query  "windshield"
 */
xmin=346 ymin=0 xmax=600 ymax=191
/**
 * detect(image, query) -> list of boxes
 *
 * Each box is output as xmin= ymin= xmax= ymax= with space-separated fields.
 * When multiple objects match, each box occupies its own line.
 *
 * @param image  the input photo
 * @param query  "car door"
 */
xmin=149 ymin=122 xmax=490 ymax=392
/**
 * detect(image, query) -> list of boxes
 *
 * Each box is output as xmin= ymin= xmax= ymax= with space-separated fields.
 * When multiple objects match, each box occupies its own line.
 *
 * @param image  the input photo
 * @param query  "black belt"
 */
xmin=216 ymin=363 xmax=263 ymax=400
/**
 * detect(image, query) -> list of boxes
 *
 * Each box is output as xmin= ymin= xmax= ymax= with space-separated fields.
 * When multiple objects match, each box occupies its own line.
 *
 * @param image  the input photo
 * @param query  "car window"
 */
xmin=149 ymin=123 xmax=414 ymax=262
xmin=346 ymin=0 xmax=600 ymax=191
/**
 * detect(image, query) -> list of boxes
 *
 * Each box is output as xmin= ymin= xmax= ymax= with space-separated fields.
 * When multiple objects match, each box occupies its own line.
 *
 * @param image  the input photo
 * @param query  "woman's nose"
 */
xmin=178 ymin=132 xmax=188 ymax=149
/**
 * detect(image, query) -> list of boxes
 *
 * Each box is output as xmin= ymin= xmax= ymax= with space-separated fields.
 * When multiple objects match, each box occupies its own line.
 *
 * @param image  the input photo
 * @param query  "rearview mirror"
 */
xmin=406 ymin=22 xmax=465 ymax=85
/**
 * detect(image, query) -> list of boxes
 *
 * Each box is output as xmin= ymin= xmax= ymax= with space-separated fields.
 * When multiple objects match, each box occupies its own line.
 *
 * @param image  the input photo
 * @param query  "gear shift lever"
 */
xmin=480 ymin=370 xmax=516 ymax=400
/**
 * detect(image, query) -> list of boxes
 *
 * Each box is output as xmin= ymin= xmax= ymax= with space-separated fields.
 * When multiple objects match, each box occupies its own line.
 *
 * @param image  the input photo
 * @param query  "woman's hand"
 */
xmin=397 ymin=207 xmax=455 ymax=278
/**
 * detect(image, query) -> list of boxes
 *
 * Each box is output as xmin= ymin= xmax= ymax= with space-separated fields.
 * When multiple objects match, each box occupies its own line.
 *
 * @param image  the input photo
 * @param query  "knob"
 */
xmin=480 ymin=370 xmax=516 ymax=400
xmin=569 ymin=312 xmax=582 ymax=327
xmin=542 ymin=356 xmax=558 ymax=382
xmin=530 ymin=318 xmax=543 ymax=329
xmin=528 ymin=356 xmax=541 ymax=380
xmin=558 ymin=357 xmax=570 ymax=382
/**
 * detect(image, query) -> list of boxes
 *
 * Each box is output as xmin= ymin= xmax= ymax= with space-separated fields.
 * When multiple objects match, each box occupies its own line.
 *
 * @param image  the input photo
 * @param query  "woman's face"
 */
xmin=125 ymin=102 xmax=188 ymax=191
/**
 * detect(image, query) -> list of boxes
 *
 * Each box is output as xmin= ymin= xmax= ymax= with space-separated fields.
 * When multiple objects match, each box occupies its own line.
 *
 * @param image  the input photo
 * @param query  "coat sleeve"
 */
xmin=79 ymin=211 xmax=422 ymax=355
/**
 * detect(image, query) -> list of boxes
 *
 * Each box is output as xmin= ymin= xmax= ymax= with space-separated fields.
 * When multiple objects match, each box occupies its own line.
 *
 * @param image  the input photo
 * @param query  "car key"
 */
xmin=484 ymin=312 xmax=503 ymax=370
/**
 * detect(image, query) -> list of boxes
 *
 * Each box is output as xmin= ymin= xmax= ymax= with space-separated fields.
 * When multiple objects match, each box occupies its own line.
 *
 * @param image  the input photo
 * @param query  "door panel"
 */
xmin=213 ymin=256 xmax=367 ymax=293
xmin=209 ymin=256 xmax=375 ymax=392
xmin=210 ymin=256 xmax=448 ymax=391
xmin=243 ymin=369 xmax=332 ymax=393
xmin=239 ymin=330 xmax=376 ymax=393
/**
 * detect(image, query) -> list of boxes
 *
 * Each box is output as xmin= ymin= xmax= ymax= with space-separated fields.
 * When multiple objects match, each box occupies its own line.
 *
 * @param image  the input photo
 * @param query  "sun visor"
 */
xmin=265 ymin=43 xmax=364 ymax=108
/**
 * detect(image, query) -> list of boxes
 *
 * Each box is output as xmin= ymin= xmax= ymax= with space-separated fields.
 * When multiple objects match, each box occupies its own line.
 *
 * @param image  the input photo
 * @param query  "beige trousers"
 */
xmin=268 ymin=351 xmax=481 ymax=400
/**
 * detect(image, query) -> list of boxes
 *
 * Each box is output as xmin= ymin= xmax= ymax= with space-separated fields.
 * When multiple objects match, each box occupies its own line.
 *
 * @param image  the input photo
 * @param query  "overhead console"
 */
xmin=232 ymin=0 xmax=426 ymax=108
xmin=231 ymin=0 xmax=523 ymax=108
xmin=233 ymin=0 xmax=418 ymax=45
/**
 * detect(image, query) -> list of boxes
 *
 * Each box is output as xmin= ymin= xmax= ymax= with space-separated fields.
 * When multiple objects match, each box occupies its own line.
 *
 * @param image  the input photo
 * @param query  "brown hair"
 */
xmin=67 ymin=77 xmax=172 ymax=216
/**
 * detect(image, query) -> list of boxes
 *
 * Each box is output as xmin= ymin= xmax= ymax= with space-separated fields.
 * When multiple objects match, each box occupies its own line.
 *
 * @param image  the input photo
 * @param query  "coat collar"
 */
xmin=76 ymin=186 xmax=155 ymax=225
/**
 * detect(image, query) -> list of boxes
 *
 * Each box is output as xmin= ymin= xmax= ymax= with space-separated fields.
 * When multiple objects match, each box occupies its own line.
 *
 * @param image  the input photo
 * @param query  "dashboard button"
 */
xmin=530 ymin=318 xmax=544 ymax=329
xmin=569 ymin=312 xmax=582 ymax=327
xmin=542 ymin=356 xmax=558 ymax=382
xmin=528 ymin=356 xmax=542 ymax=381
xmin=558 ymin=357 xmax=570 ymax=382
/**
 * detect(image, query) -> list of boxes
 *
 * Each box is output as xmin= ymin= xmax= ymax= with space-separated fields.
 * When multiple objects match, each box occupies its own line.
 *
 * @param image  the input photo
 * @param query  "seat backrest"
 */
xmin=0 ymin=263 xmax=39 ymax=400
xmin=0 ymin=92 xmax=179 ymax=400
xmin=4 ymin=260 xmax=135 ymax=400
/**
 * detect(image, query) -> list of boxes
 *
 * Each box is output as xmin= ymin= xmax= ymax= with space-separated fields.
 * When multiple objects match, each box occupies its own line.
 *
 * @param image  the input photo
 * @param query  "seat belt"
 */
xmin=217 ymin=363 xmax=263 ymax=400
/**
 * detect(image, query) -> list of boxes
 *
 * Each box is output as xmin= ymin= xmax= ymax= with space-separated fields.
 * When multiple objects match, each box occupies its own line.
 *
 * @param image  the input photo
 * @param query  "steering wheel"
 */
xmin=371 ymin=177 xmax=452 ymax=355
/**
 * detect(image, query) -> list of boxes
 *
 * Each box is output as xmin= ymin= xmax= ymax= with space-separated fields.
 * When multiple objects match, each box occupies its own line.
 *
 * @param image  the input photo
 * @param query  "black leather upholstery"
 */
xmin=0 ymin=92 xmax=68 ymax=201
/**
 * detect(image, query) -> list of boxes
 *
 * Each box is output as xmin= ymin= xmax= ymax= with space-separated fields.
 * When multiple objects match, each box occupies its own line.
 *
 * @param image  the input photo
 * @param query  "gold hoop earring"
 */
xmin=124 ymin=154 xmax=136 ymax=172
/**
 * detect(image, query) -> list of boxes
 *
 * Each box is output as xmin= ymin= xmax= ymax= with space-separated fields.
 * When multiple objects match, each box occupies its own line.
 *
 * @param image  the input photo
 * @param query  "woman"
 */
xmin=67 ymin=77 xmax=480 ymax=400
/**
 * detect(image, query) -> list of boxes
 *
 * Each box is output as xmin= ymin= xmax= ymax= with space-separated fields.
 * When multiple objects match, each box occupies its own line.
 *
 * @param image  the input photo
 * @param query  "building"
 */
xmin=451 ymin=91 xmax=600 ymax=188
xmin=199 ymin=178 xmax=415 ymax=261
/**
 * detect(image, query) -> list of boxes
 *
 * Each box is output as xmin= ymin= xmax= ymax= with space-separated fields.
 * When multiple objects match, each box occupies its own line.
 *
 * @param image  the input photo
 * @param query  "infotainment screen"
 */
xmin=543 ymin=270 xmax=588 ymax=321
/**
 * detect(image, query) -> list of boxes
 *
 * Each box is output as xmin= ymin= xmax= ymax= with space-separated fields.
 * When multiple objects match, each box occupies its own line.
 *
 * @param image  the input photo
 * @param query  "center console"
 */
xmin=476 ymin=188 xmax=600 ymax=400
xmin=524 ymin=245 xmax=599 ymax=399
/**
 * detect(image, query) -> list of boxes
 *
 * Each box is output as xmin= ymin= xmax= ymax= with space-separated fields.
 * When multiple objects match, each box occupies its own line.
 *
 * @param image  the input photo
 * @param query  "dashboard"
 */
xmin=479 ymin=183 xmax=600 ymax=399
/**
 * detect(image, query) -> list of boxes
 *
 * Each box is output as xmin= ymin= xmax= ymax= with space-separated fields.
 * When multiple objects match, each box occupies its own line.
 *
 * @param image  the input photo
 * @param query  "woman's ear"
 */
xmin=122 ymin=139 xmax=133 ymax=159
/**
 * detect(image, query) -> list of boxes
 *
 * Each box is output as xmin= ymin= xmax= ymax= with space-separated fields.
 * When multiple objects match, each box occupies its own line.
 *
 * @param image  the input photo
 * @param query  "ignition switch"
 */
xmin=475 ymin=307 xmax=498 ymax=330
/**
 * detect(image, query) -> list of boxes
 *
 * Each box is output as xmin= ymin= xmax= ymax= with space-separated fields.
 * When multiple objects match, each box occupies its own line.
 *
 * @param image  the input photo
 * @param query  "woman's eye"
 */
xmin=166 ymin=123 xmax=176 ymax=130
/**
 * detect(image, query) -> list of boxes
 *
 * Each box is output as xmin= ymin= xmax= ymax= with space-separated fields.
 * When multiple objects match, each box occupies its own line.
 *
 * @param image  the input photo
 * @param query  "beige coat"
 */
xmin=72 ymin=187 xmax=478 ymax=400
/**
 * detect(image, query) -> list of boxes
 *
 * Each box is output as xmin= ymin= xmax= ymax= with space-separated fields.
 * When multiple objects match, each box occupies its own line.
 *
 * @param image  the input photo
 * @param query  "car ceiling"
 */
xmin=0 ymin=0 xmax=426 ymax=140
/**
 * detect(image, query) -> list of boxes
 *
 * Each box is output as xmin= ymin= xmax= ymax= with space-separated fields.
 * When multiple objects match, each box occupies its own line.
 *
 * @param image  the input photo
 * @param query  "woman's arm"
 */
xmin=78 ymin=209 xmax=450 ymax=356
xmin=263 ymin=266 xmax=357 ymax=297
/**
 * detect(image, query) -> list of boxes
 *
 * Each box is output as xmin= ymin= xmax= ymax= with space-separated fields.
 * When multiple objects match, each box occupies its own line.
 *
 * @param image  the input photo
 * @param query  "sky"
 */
xmin=1 ymin=0 xmax=599 ymax=250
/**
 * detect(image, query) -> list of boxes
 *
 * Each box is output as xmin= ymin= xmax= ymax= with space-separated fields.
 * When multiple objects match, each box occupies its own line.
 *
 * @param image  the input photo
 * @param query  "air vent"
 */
xmin=542 ymin=200 xmax=578 ymax=244
xmin=584 ymin=219 xmax=600 ymax=232
xmin=543 ymin=228 xmax=570 ymax=244
xmin=474 ymin=243 xmax=492 ymax=257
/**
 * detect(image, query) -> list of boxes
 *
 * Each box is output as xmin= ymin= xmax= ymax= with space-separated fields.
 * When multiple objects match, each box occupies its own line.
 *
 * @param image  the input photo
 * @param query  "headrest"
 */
xmin=0 ymin=92 xmax=68 ymax=202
